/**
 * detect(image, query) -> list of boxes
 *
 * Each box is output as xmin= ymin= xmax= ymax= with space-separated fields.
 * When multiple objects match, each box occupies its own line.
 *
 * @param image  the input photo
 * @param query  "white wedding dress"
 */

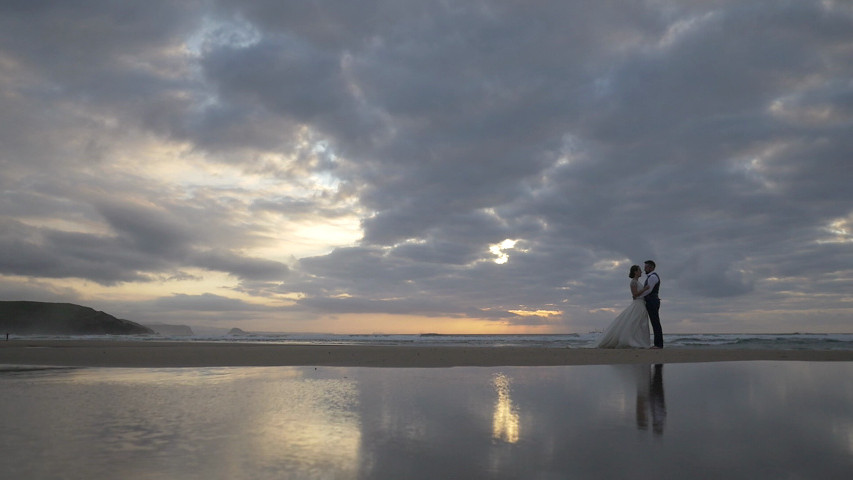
xmin=596 ymin=279 xmax=651 ymax=349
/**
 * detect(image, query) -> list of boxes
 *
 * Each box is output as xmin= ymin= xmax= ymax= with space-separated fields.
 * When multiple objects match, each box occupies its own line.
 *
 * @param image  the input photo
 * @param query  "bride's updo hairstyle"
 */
xmin=628 ymin=265 xmax=641 ymax=278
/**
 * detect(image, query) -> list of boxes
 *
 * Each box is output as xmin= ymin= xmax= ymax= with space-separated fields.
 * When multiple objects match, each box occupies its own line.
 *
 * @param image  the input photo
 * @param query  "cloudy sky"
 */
xmin=1 ymin=0 xmax=851 ymax=334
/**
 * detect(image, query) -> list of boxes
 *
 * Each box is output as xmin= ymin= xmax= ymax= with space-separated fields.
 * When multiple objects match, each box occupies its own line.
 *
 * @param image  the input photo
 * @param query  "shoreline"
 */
xmin=2 ymin=340 xmax=853 ymax=368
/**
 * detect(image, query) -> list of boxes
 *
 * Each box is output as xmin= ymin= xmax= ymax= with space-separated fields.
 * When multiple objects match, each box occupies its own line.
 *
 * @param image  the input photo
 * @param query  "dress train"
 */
xmin=596 ymin=298 xmax=651 ymax=349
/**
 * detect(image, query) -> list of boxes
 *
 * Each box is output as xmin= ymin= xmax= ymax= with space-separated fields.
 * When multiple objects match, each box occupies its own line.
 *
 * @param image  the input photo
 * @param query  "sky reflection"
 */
xmin=492 ymin=373 xmax=520 ymax=443
xmin=1 ymin=362 xmax=851 ymax=479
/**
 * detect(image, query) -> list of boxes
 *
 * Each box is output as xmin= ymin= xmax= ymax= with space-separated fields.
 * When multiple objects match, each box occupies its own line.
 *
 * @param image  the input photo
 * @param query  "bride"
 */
xmin=596 ymin=265 xmax=651 ymax=349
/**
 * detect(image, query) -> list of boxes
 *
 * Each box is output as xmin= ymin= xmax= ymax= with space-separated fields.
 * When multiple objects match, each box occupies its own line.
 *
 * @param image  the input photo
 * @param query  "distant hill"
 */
xmin=0 ymin=301 xmax=154 ymax=335
xmin=227 ymin=327 xmax=249 ymax=335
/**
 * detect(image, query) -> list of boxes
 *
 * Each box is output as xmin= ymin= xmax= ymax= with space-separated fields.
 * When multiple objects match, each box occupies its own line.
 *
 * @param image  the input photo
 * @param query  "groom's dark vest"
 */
xmin=645 ymin=273 xmax=660 ymax=301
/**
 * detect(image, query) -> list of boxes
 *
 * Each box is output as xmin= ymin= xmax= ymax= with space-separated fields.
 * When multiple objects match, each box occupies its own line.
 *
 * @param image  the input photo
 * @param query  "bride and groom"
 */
xmin=596 ymin=260 xmax=663 ymax=349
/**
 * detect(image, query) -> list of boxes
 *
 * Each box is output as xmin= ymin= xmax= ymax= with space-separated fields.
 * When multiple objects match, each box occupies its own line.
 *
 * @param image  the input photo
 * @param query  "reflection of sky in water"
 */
xmin=492 ymin=373 xmax=520 ymax=443
xmin=1 ymin=362 xmax=851 ymax=479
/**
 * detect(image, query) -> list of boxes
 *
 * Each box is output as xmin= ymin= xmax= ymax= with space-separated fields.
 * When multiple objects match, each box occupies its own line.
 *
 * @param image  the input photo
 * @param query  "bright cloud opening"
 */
xmin=489 ymin=239 xmax=518 ymax=264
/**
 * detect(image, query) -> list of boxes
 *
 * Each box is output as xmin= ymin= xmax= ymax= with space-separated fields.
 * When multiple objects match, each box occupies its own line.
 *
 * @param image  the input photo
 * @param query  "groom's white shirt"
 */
xmin=637 ymin=272 xmax=658 ymax=299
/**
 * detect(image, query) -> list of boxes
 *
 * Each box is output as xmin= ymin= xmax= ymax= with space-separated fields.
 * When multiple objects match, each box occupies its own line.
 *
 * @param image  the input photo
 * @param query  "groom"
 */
xmin=637 ymin=260 xmax=663 ymax=349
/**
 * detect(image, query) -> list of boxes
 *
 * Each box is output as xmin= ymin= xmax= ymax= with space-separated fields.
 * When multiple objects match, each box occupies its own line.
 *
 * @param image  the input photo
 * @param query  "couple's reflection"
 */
xmin=633 ymin=364 xmax=666 ymax=435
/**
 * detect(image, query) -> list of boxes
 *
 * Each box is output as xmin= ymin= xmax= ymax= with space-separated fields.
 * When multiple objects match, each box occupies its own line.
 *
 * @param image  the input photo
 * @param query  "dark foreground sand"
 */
xmin=2 ymin=340 xmax=852 ymax=368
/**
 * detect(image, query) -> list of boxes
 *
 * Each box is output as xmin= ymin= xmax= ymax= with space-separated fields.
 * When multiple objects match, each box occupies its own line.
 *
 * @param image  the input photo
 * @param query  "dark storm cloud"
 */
xmin=0 ymin=200 xmax=288 ymax=285
xmin=0 ymin=218 xmax=154 ymax=284
xmin=202 ymin=36 xmax=350 ymax=123
xmin=1 ymin=1 xmax=851 ymax=331
xmin=152 ymin=293 xmax=273 ymax=312
xmin=0 ymin=0 xmax=203 ymax=140
xmin=190 ymin=250 xmax=289 ymax=281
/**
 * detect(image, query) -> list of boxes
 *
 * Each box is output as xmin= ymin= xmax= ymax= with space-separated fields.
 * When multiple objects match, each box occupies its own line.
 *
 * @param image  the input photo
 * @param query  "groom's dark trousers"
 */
xmin=646 ymin=298 xmax=663 ymax=348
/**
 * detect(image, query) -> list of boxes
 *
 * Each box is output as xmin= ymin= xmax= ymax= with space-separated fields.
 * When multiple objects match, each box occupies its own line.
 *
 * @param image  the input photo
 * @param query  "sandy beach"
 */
xmin=2 ymin=340 xmax=852 ymax=368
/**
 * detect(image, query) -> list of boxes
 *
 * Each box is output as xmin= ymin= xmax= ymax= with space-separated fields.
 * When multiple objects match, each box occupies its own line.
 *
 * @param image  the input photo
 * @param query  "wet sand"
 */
xmin=2 ymin=340 xmax=852 ymax=367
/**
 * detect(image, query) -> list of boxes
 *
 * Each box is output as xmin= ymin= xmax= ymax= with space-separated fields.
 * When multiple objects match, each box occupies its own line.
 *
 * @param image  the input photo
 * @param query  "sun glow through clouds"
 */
xmin=818 ymin=217 xmax=853 ymax=244
xmin=489 ymin=239 xmax=519 ymax=264
xmin=508 ymin=309 xmax=562 ymax=318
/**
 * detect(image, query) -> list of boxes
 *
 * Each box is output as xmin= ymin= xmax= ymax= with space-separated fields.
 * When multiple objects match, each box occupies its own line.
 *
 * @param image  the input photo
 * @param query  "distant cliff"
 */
xmin=0 ymin=301 xmax=154 ymax=335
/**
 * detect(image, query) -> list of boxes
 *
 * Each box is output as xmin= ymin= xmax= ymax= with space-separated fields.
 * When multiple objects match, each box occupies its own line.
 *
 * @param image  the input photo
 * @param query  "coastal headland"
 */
xmin=2 ymin=340 xmax=852 ymax=368
xmin=0 ymin=301 xmax=153 ymax=335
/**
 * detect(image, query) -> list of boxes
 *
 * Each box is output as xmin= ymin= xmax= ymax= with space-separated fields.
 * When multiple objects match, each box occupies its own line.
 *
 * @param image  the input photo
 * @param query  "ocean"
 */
xmin=7 ymin=332 xmax=853 ymax=350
